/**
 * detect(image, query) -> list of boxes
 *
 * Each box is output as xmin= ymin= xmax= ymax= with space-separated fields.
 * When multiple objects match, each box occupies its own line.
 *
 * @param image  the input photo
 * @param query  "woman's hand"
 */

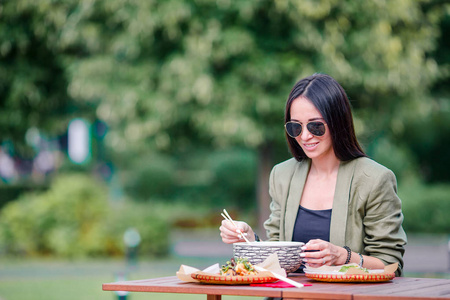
xmin=219 ymin=220 xmax=255 ymax=244
xmin=301 ymin=239 xmax=347 ymax=267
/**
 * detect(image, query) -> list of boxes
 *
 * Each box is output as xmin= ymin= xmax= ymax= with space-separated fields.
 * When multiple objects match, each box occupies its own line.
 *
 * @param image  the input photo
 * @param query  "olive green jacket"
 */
xmin=263 ymin=157 xmax=407 ymax=276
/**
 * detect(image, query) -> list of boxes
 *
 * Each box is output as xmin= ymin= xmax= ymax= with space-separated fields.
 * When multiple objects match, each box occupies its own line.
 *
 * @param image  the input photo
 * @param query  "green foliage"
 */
xmin=46 ymin=0 xmax=448 ymax=195
xmin=0 ymin=183 xmax=48 ymax=209
xmin=119 ymin=147 xmax=257 ymax=210
xmin=368 ymin=137 xmax=418 ymax=183
xmin=208 ymin=148 xmax=257 ymax=210
xmin=50 ymin=0 xmax=447 ymax=156
xmin=400 ymin=180 xmax=450 ymax=233
xmin=0 ymin=173 xmax=170 ymax=257
xmin=0 ymin=0 xmax=75 ymax=153
xmin=0 ymin=0 xmax=448 ymax=159
xmin=104 ymin=201 xmax=170 ymax=257
xmin=0 ymin=173 xmax=108 ymax=256
xmin=399 ymin=110 xmax=450 ymax=182
xmin=123 ymin=153 xmax=176 ymax=200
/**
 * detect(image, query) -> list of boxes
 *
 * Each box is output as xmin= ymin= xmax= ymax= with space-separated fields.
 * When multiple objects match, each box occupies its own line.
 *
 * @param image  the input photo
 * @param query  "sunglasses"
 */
xmin=285 ymin=121 xmax=327 ymax=138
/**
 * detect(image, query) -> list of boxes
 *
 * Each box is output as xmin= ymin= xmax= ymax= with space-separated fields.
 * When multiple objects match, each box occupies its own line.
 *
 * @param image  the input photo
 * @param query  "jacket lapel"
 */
xmin=284 ymin=159 xmax=310 ymax=241
xmin=329 ymin=160 xmax=356 ymax=246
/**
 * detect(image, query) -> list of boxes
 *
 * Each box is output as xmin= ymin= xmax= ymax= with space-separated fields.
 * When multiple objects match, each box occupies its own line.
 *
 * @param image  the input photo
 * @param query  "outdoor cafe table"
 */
xmin=103 ymin=274 xmax=450 ymax=299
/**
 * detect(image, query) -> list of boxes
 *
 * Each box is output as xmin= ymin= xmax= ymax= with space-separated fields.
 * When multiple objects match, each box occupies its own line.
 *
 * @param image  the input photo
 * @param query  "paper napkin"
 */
xmin=176 ymin=253 xmax=286 ymax=282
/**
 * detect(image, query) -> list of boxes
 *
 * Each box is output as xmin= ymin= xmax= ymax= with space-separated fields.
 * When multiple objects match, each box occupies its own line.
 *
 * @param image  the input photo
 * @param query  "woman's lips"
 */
xmin=303 ymin=142 xmax=319 ymax=150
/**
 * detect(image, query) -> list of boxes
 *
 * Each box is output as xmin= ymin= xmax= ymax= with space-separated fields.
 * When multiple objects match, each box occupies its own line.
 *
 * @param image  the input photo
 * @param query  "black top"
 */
xmin=292 ymin=205 xmax=332 ymax=243
xmin=292 ymin=205 xmax=332 ymax=272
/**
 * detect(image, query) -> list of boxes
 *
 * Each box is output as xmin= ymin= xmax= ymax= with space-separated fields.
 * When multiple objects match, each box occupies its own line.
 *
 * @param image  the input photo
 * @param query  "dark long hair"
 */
xmin=285 ymin=73 xmax=366 ymax=161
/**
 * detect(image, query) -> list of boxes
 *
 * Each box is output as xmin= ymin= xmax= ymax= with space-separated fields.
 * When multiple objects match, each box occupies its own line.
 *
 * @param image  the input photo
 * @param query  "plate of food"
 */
xmin=190 ymin=257 xmax=278 ymax=285
xmin=304 ymin=263 xmax=396 ymax=283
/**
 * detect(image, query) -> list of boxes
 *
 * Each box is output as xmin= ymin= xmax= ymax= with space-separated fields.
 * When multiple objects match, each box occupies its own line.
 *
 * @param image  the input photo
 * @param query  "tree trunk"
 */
xmin=256 ymin=143 xmax=273 ymax=238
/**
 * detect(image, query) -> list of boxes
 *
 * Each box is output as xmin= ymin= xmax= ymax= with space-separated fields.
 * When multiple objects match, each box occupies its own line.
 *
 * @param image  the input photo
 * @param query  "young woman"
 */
xmin=220 ymin=73 xmax=407 ymax=276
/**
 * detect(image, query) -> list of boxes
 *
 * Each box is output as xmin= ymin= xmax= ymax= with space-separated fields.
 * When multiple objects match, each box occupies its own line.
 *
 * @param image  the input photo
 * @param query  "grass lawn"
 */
xmin=0 ymin=277 xmax=219 ymax=300
xmin=0 ymin=256 xmax=256 ymax=300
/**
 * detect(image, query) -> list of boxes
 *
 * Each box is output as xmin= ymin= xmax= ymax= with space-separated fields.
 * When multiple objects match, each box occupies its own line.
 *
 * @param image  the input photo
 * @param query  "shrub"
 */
xmin=0 ymin=184 xmax=48 ymax=209
xmin=123 ymin=154 xmax=176 ymax=201
xmin=399 ymin=180 xmax=450 ymax=233
xmin=207 ymin=148 xmax=257 ymax=210
xmin=0 ymin=173 xmax=170 ymax=258
xmin=104 ymin=201 xmax=170 ymax=257
xmin=369 ymin=137 xmax=418 ymax=183
xmin=0 ymin=173 xmax=108 ymax=256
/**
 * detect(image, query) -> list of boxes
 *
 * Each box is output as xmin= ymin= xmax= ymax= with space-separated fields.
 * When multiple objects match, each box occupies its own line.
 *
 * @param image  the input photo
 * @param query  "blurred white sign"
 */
xmin=68 ymin=118 xmax=91 ymax=164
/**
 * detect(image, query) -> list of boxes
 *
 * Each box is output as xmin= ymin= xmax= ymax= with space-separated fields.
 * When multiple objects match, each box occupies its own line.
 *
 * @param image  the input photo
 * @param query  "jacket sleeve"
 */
xmin=362 ymin=168 xmax=407 ymax=276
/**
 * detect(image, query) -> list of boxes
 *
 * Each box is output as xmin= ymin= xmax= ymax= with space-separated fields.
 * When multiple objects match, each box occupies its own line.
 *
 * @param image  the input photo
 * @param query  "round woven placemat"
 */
xmin=191 ymin=273 xmax=278 ymax=285
xmin=305 ymin=272 xmax=395 ymax=283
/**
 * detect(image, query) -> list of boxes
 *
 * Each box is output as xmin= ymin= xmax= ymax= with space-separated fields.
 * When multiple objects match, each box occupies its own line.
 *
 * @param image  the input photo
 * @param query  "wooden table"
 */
xmin=103 ymin=274 xmax=450 ymax=300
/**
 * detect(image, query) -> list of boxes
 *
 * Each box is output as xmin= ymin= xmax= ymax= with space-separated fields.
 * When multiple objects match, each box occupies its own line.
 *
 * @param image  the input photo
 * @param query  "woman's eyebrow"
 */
xmin=290 ymin=117 xmax=324 ymax=122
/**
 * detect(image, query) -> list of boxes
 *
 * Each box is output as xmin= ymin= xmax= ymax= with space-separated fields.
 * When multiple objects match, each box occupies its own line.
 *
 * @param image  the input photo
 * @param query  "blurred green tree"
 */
xmin=57 ymin=0 xmax=448 ymax=228
xmin=0 ymin=1 xmax=79 ymax=156
xmin=398 ymin=9 xmax=450 ymax=183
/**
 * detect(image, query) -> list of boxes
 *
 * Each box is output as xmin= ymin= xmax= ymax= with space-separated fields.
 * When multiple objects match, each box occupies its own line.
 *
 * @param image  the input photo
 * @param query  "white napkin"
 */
xmin=176 ymin=253 xmax=286 ymax=282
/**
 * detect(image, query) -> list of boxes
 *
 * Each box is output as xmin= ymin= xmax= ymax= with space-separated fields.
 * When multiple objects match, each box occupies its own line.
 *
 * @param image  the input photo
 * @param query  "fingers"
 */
xmin=221 ymin=220 xmax=249 ymax=234
xmin=220 ymin=219 xmax=235 ymax=231
xmin=301 ymin=239 xmax=328 ymax=256
xmin=303 ymin=239 xmax=326 ymax=250
xmin=302 ymin=255 xmax=328 ymax=267
xmin=234 ymin=221 xmax=250 ymax=233
xmin=302 ymin=241 xmax=347 ymax=267
xmin=219 ymin=220 xmax=238 ymax=244
xmin=301 ymin=239 xmax=332 ymax=267
xmin=219 ymin=220 xmax=252 ymax=244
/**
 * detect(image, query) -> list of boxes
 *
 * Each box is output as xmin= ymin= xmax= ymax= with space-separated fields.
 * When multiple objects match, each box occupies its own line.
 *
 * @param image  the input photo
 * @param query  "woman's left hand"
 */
xmin=301 ymin=239 xmax=346 ymax=267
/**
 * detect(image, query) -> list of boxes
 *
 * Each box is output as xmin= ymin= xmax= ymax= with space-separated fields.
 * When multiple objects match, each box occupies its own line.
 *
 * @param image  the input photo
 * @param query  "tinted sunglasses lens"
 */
xmin=285 ymin=122 xmax=302 ymax=137
xmin=307 ymin=122 xmax=326 ymax=136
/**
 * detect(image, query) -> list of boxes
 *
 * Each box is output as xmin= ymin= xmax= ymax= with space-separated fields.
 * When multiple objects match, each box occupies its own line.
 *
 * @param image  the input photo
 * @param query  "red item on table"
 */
xmin=250 ymin=281 xmax=312 ymax=288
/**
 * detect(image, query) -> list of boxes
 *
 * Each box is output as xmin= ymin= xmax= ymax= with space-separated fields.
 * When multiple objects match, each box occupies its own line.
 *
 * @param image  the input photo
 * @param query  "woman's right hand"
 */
xmin=219 ymin=220 xmax=255 ymax=244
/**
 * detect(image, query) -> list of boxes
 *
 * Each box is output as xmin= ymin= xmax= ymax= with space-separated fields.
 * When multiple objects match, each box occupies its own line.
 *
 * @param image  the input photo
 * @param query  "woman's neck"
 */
xmin=310 ymin=154 xmax=340 ymax=177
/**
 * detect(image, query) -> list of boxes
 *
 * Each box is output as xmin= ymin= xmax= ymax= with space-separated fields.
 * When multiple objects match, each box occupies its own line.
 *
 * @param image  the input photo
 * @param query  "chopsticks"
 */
xmin=221 ymin=209 xmax=252 ymax=244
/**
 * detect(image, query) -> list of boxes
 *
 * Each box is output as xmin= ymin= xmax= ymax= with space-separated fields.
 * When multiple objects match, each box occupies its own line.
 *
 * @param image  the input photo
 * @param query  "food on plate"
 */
xmin=220 ymin=257 xmax=258 ymax=276
xmin=339 ymin=265 xmax=369 ymax=273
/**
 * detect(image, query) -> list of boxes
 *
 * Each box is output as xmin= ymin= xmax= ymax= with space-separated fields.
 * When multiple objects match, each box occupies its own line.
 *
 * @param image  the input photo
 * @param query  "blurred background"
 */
xmin=0 ymin=0 xmax=449 ymax=299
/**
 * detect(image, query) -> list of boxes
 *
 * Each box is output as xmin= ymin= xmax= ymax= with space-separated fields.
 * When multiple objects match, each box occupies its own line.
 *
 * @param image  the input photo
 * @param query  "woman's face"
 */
xmin=289 ymin=96 xmax=335 ymax=161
